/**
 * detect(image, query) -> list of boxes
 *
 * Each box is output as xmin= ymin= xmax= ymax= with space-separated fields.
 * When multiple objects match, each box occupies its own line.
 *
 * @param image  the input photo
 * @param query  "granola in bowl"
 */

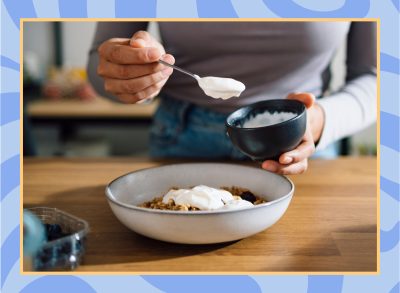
xmin=139 ymin=185 xmax=266 ymax=211
xmin=106 ymin=162 xmax=294 ymax=244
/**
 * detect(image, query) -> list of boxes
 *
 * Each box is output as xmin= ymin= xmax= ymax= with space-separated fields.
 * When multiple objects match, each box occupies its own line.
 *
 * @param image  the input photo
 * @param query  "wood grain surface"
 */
xmin=23 ymin=157 xmax=377 ymax=273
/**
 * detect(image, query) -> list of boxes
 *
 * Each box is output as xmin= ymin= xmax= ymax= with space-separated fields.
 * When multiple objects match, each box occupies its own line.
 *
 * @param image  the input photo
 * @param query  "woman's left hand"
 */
xmin=261 ymin=93 xmax=325 ymax=175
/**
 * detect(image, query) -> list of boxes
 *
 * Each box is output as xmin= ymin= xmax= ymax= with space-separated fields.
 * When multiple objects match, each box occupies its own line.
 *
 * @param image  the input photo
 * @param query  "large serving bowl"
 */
xmin=106 ymin=163 xmax=294 ymax=244
xmin=226 ymin=99 xmax=307 ymax=161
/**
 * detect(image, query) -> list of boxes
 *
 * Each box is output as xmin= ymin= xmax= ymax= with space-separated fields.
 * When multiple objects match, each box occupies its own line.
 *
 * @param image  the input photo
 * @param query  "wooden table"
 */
xmin=23 ymin=157 xmax=377 ymax=273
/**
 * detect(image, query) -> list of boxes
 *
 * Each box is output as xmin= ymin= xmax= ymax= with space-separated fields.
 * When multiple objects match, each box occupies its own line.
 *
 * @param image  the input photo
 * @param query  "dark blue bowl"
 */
xmin=226 ymin=99 xmax=307 ymax=161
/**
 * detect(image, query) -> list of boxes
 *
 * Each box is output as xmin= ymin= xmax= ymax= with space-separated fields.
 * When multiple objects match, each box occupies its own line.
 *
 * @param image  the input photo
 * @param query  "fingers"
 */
xmin=130 ymin=30 xmax=166 ymax=56
xmin=98 ymin=54 xmax=175 ymax=79
xmin=261 ymin=123 xmax=315 ymax=175
xmin=100 ymin=38 xmax=130 ymax=46
xmin=278 ymin=141 xmax=315 ymax=164
xmin=98 ymin=59 xmax=162 ymax=79
xmin=160 ymin=54 xmax=175 ymax=66
xmin=104 ymin=67 xmax=173 ymax=95
xmin=286 ymin=92 xmax=315 ymax=109
xmin=278 ymin=133 xmax=315 ymax=164
xmin=260 ymin=92 xmax=317 ymax=175
xmin=262 ymin=159 xmax=308 ymax=175
xmin=97 ymin=34 xmax=173 ymax=104
xmin=130 ymin=30 xmax=153 ymax=47
xmin=115 ymin=79 xmax=167 ymax=104
xmin=98 ymin=40 xmax=161 ymax=64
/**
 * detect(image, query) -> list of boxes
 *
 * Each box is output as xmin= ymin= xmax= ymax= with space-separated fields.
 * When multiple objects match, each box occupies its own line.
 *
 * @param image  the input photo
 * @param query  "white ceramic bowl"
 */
xmin=106 ymin=163 xmax=294 ymax=244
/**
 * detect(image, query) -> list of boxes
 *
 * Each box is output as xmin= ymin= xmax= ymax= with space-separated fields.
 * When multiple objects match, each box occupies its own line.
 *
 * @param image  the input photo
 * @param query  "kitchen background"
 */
xmin=23 ymin=21 xmax=376 ymax=157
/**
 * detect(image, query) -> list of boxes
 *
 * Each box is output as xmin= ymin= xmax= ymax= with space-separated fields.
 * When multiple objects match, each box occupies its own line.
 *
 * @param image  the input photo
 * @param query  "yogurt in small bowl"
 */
xmin=226 ymin=99 xmax=307 ymax=161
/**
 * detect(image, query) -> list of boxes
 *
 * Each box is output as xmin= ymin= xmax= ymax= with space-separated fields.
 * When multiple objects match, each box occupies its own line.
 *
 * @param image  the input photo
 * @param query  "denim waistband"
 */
xmin=158 ymin=95 xmax=230 ymax=131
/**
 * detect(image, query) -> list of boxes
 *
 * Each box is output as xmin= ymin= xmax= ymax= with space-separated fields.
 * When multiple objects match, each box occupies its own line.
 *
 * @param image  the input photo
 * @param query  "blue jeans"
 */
xmin=149 ymin=96 xmax=246 ymax=159
xmin=149 ymin=96 xmax=338 ymax=159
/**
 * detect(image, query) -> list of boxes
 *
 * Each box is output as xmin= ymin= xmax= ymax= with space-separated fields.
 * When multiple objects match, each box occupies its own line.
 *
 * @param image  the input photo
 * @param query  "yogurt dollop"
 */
xmin=195 ymin=75 xmax=245 ymax=100
xmin=162 ymin=185 xmax=253 ymax=211
xmin=242 ymin=111 xmax=296 ymax=128
xmin=220 ymin=199 xmax=254 ymax=210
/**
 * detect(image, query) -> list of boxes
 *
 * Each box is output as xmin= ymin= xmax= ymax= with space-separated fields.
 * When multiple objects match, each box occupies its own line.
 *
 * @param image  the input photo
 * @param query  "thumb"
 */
xmin=130 ymin=30 xmax=152 ymax=48
xmin=130 ymin=38 xmax=146 ymax=48
xmin=286 ymin=92 xmax=315 ymax=109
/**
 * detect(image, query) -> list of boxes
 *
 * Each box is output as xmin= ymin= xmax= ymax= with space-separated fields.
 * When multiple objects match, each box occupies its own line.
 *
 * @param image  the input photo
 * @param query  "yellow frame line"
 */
xmin=19 ymin=17 xmax=381 ymax=276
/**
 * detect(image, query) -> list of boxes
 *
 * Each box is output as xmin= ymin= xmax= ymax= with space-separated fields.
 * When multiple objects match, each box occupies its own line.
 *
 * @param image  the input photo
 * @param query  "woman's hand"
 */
xmin=97 ymin=31 xmax=175 ymax=103
xmin=261 ymin=93 xmax=325 ymax=175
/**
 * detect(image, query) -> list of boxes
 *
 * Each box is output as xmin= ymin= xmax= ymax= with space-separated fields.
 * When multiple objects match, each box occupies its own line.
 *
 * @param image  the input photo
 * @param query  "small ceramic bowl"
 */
xmin=106 ymin=163 xmax=294 ymax=244
xmin=226 ymin=99 xmax=307 ymax=161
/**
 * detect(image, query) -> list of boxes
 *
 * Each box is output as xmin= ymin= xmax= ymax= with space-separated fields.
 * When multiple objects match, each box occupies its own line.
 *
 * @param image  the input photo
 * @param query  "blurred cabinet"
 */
xmin=25 ymin=96 xmax=157 ymax=156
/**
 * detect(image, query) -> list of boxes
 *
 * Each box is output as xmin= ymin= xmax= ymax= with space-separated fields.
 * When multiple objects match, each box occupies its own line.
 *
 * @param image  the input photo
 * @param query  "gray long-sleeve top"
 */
xmin=87 ymin=22 xmax=376 ymax=150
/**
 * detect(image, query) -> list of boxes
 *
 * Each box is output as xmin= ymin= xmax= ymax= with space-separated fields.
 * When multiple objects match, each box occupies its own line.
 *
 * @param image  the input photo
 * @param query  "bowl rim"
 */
xmin=226 ymin=99 xmax=306 ymax=130
xmin=105 ymin=162 xmax=294 ymax=215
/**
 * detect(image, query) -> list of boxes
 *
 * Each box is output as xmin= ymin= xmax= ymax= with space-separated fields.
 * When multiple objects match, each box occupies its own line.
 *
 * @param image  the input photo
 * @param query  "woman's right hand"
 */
xmin=97 ymin=30 xmax=175 ymax=103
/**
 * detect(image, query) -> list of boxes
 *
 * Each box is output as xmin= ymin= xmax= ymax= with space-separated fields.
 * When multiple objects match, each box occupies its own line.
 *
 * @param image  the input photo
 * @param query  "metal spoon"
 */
xmin=158 ymin=59 xmax=200 ymax=80
xmin=138 ymin=60 xmax=199 ymax=104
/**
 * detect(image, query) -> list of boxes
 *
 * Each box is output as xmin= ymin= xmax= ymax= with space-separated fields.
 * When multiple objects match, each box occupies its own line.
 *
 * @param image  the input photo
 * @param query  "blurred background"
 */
xmin=23 ymin=21 xmax=376 ymax=158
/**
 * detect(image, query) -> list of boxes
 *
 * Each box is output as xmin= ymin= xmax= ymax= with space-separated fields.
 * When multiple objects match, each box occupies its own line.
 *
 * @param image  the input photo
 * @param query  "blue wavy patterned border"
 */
xmin=1 ymin=0 xmax=399 ymax=292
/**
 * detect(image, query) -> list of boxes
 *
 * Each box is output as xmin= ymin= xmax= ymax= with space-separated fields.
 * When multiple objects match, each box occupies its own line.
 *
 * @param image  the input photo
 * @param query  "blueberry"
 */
xmin=44 ymin=224 xmax=68 ymax=241
xmin=240 ymin=191 xmax=257 ymax=203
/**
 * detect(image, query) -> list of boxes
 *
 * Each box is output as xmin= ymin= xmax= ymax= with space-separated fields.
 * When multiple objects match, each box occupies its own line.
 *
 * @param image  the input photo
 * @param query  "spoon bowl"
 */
xmin=159 ymin=60 xmax=245 ymax=99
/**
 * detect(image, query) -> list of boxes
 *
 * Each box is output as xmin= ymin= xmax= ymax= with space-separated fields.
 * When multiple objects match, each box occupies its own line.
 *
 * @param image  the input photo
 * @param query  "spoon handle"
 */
xmin=158 ymin=60 xmax=199 ymax=80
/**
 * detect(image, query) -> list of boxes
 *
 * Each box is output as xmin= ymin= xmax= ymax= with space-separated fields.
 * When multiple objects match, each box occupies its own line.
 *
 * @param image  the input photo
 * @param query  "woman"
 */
xmin=87 ymin=22 xmax=376 ymax=175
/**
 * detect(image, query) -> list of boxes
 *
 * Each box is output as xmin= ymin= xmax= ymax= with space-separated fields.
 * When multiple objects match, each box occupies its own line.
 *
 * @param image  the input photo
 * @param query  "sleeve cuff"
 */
xmin=315 ymin=95 xmax=341 ymax=151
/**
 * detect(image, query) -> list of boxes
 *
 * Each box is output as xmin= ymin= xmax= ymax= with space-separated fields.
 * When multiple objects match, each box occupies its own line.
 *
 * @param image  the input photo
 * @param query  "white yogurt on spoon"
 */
xmin=158 ymin=60 xmax=245 ymax=100
xmin=195 ymin=75 xmax=246 ymax=100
